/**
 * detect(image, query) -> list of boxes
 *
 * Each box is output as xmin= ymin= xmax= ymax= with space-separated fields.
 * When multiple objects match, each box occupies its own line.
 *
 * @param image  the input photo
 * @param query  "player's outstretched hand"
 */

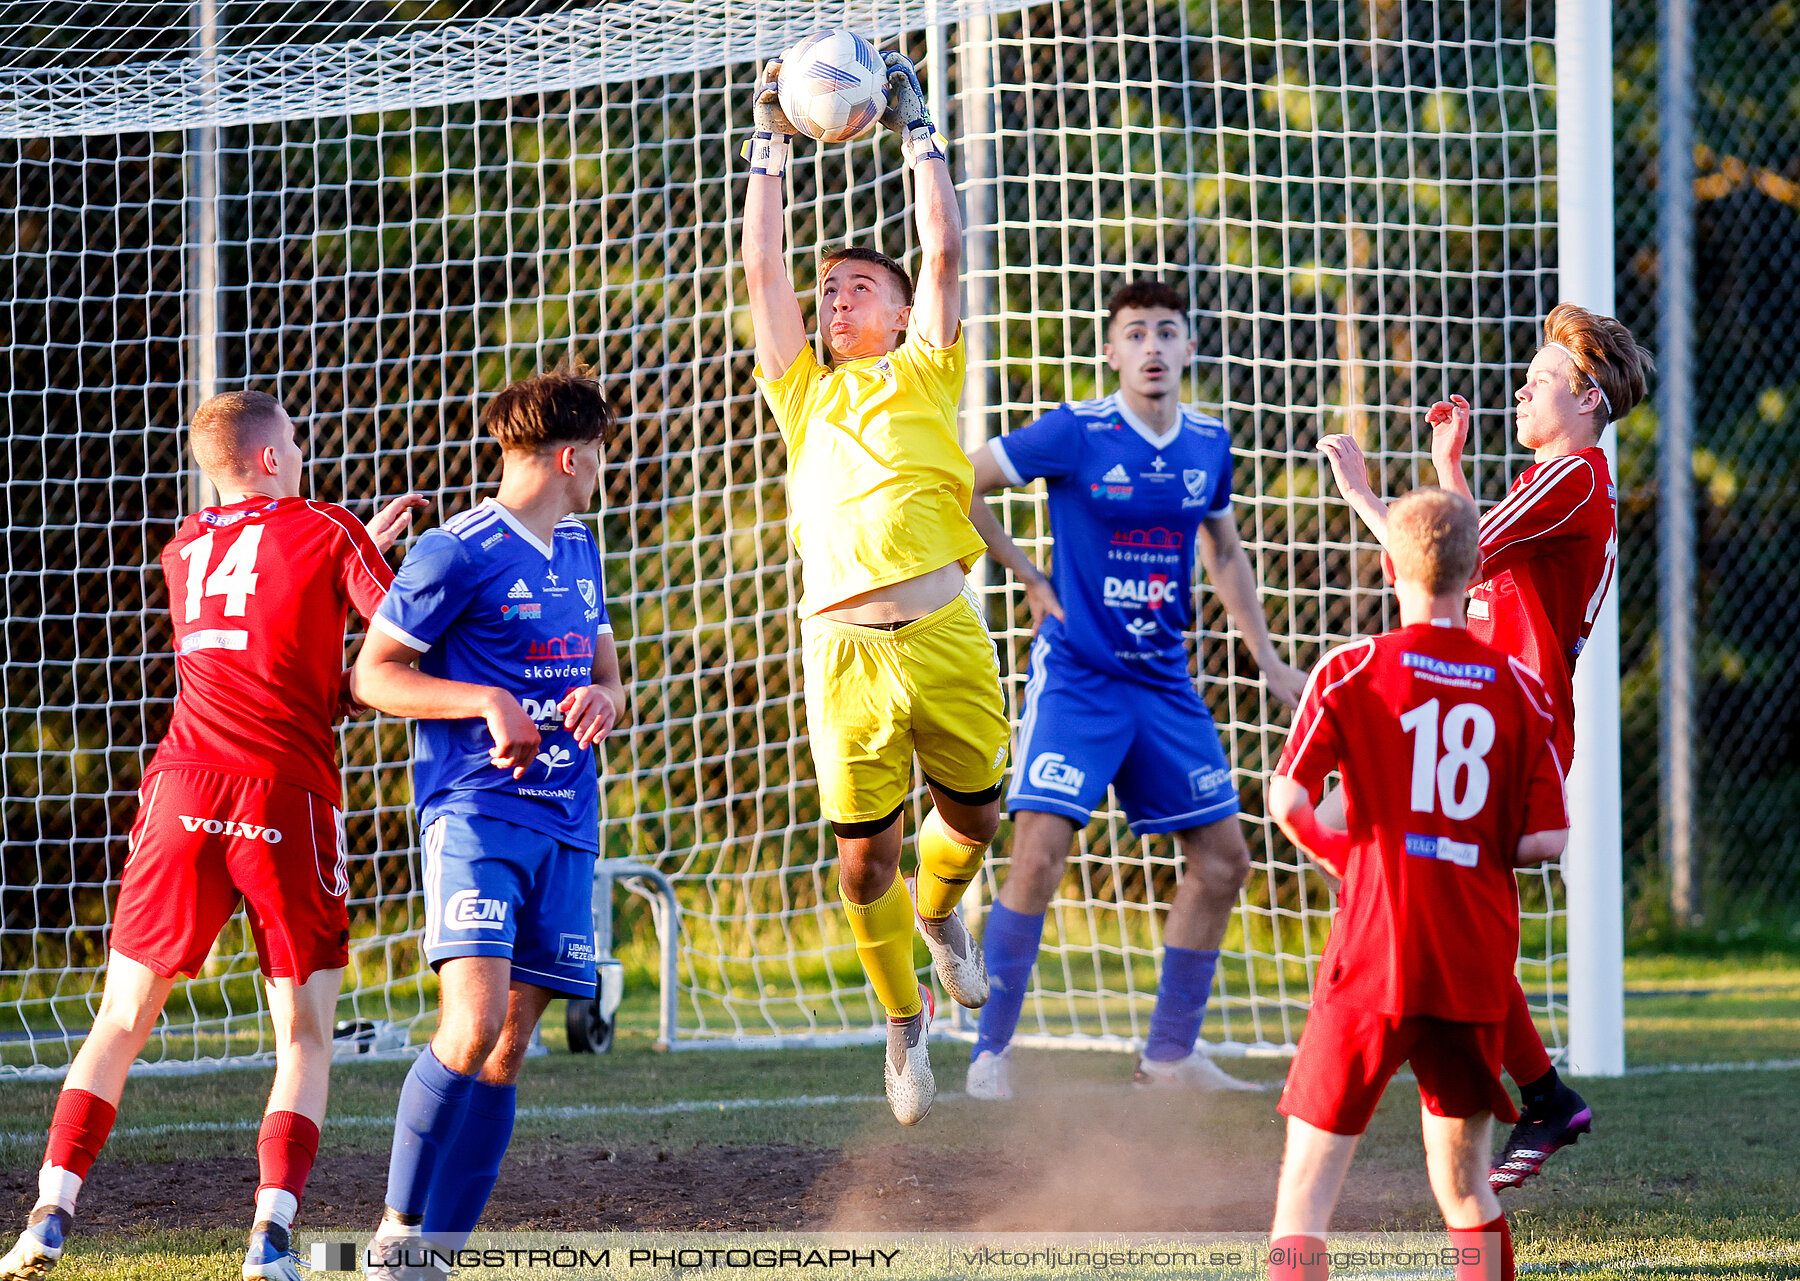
xmin=483 ymin=690 xmax=541 ymax=779
xmin=366 ymin=492 xmax=429 ymax=553
xmin=1261 ymin=654 xmax=1308 ymax=709
xmin=1426 ymin=394 xmax=1471 ymax=469
xmin=1022 ymin=569 xmax=1064 ymax=635
xmin=1318 ymin=433 xmax=1374 ymax=502
xmin=878 ymin=51 xmax=929 ymax=135
xmin=752 ymin=59 xmax=797 ymax=138
xmin=560 ymin=684 xmax=620 ymax=749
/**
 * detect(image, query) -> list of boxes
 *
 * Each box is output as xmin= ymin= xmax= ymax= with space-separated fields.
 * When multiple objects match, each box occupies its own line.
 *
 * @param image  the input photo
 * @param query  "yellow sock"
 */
xmin=915 ymin=809 xmax=988 ymax=921
xmin=841 ymin=876 xmax=921 ymax=1018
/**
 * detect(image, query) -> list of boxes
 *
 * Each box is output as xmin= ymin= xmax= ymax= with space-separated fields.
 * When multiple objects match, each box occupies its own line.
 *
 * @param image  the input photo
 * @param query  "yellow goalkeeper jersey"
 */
xmin=755 ymin=329 xmax=984 ymax=617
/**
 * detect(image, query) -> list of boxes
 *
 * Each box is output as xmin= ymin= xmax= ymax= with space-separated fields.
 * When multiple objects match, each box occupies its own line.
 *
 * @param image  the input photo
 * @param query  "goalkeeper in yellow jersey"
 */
xmin=741 ymin=51 xmax=1005 ymax=1125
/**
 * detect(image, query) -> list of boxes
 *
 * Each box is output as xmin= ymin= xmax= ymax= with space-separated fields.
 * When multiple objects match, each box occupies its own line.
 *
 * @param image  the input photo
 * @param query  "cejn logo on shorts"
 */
xmin=1027 ymin=752 xmax=1086 ymax=796
xmin=446 ymin=889 xmax=509 ymax=929
xmin=178 ymin=815 xmax=283 ymax=842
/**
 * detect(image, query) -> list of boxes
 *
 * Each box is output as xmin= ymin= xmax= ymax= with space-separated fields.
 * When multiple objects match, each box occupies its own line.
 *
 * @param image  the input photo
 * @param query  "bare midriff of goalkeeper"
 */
xmin=740 ymin=51 xmax=1006 ymax=1126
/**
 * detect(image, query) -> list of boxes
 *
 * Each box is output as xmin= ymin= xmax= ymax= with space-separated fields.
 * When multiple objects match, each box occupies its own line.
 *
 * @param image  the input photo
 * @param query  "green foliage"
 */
xmin=1612 ymin=0 xmax=1800 ymax=911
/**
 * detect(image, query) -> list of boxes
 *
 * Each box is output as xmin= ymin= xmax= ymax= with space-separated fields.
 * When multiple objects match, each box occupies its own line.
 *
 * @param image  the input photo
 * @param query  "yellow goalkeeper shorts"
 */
xmin=801 ymin=590 xmax=1010 ymax=829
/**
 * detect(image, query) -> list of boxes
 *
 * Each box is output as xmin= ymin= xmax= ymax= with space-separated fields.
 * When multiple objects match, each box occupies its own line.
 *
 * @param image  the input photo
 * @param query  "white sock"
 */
xmin=253 ymin=1187 xmax=298 ymax=1232
xmin=36 ymin=1164 xmax=81 ymax=1216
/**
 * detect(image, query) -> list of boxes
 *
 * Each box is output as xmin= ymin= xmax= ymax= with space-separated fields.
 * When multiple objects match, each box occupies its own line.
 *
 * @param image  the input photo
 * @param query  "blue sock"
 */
xmin=384 ymin=1047 xmax=477 ymax=1218
xmin=1145 ymin=946 xmax=1220 ymax=1062
xmin=972 ymin=902 xmax=1045 ymax=1060
xmin=422 ymin=1079 xmax=516 ymax=1248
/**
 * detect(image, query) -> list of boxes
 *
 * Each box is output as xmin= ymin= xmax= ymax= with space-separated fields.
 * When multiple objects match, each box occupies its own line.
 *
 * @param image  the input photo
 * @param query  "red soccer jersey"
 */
xmin=1465 ymin=446 xmax=1617 ymax=755
xmin=147 ymin=496 xmax=393 ymax=804
xmin=1276 ymin=625 xmax=1569 ymax=1022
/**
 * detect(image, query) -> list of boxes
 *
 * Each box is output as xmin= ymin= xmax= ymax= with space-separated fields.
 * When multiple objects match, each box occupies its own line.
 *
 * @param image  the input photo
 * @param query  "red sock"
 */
xmin=1449 ymin=1215 xmax=1513 ymax=1281
xmin=1501 ymin=981 xmax=1553 ymax=1085
xmin=1268 ymin=1234 xmax=1329 ymax=1281
xmin=45 ymin=1089 xmax=117 ymax=1179
xmin=256 ymin=1111 xmax=321 ymax=1201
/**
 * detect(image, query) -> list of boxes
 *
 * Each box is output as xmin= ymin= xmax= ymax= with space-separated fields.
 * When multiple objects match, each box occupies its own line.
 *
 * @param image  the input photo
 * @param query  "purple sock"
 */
xmin=384 ymin=1046 xmax=475 ymax=1217
xmin=1145 ymin=946 xmax=1220 ymax=1062
xmin=972 ymin=902 xmax=1045 ymax=1059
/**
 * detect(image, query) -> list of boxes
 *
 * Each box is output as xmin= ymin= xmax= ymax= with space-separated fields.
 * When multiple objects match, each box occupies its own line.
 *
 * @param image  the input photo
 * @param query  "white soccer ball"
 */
xmin=778 ymin=30 xmax=888 ymax=144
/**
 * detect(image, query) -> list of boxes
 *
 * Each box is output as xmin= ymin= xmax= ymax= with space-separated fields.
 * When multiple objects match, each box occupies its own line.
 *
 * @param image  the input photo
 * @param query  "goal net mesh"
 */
xmin=0 ymin=0 xmax=1564 ymax=1073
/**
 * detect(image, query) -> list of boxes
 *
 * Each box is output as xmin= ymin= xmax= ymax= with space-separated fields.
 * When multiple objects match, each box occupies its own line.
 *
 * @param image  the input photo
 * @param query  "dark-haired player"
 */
xmin=1319 ymin=302 xmax=1653 ymax=1188
xmin=962 ymin=280 xmax=1305 ymax=1098
xmin=1266 ymin=489 xmax=1569 ymax=1281
xmin=742 ymin=53 xmax=1007 ymax=1125
xmin=0 ymin=392 xmax=423 ymax=1281
xmin=352 ymin=370 xmax=625 ymax=1276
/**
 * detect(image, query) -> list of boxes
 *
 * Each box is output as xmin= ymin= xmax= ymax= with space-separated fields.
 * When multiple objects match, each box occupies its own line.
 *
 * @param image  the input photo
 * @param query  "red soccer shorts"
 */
xmin=1279 ymin=997 xmax=1520 ymax=1136
xmin=111 ymin=768 xmax=349 ymax=983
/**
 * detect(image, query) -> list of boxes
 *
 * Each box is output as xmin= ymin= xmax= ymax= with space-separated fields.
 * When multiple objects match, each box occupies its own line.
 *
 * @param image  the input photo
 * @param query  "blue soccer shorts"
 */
xmin=1006 ymin=641 xmax=1240 ymax=835
xmin=420 ymin=813 xmax=599 ymax=999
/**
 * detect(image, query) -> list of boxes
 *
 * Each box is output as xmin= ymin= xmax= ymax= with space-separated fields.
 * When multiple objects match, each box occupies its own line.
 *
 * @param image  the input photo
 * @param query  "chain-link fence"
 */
xmin=1614 ymin=2 xmax=1800 ymax=926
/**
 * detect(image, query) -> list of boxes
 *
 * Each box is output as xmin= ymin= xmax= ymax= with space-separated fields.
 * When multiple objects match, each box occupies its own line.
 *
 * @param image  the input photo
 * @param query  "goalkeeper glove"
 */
xmin=879 ymin=51 xmax=948 ymax=170
xmin=742 ymin=59 xmax=797 ymax=177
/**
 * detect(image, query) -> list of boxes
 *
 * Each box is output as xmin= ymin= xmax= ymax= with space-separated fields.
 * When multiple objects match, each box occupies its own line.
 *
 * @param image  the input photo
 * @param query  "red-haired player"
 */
xmin=1266 ymin=489 xmax=1569 ymax=1281
xmin=1318 ymin=303 xmax=1653 ymax=1188
xmin=0 ymin=392 xmax=423 ymax=1281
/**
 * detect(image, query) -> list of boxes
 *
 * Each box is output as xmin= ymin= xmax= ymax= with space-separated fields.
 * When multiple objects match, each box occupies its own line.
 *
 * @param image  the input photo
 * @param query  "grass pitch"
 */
xmin=1 ymin=953 xmax=1796 ymax=1279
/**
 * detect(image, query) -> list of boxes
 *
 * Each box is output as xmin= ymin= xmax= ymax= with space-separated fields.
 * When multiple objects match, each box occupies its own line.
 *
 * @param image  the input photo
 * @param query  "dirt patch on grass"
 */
xmin=0 ymin=1084 xmax=1435 ymax=1234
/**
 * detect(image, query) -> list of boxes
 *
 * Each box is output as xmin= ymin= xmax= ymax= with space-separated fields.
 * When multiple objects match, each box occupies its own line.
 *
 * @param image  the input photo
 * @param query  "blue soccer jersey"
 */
xmin=990 ymin=393 xmax=1234 ymax=686
xmin=374 ymin=499 xmax=611 ymax=851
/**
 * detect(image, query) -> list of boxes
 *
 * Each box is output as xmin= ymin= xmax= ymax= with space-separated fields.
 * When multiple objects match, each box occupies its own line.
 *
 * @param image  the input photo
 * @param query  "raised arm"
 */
xmin=967 ymin=444 xmax=1063 ymax=630
xmin=363 ymin=493 xmax=428 ymax=554
xmin=881 ymin=53 xmax=960 ymax=347
xmin=1318 ymin=434 xmax=1392 ymax=548
xmin=1198 ymin=510 xmax=1305 ymax=706
xmin=741 ymin=60 xmax=807 ymax=380
xmin=1427 ymin=394 xmax=1476 ymax=506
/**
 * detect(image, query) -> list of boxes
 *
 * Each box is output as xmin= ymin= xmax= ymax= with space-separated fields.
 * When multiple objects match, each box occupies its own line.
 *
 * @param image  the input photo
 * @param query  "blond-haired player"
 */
xmin=0 ymin=393 xmax=423 ymax=1281
xmin=741 ymin=52 xmax=1004 ymax=1125
xmin=1266 ymin=488 xmax=1569 ymax=1281
xmin=1319 ymin=302 xmax=1653 ymax=1189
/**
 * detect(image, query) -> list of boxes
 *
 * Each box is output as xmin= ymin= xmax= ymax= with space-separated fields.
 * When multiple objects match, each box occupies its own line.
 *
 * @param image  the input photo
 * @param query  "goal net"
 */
xmin=0 ymin=0 xmax=1568 ymax=1074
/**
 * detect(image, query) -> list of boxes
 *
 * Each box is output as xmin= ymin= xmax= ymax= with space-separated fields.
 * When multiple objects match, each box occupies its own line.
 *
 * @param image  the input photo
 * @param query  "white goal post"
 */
xmin=0 ymin=0 xmax=1622 ymax=1076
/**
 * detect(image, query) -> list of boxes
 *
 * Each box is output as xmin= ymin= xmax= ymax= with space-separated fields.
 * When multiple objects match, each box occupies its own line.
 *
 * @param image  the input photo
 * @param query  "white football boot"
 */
xmin=965 ymin=1048 xmax=1014 ymax=1101
xmin=242 ymin=1222 xmax=303 ymax=1281
xmin=0 ymin=1207 xmax=70 ymax=1281
xmin=1133 ymin=1047 xmax=1263 ymax=1092
xmin=908 ymin=881 xmax=989 ymax=1008
xmin=884 ymin=984 xmax=937 ymax=1125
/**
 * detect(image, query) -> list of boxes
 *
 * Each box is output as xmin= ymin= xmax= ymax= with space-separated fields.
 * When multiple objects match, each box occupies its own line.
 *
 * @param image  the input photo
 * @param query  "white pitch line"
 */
xmin=1624 ymin=1056 xmax=1800 ymax=1076
xmin=3 ymin=1055 xmax=1798 ymax=1152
